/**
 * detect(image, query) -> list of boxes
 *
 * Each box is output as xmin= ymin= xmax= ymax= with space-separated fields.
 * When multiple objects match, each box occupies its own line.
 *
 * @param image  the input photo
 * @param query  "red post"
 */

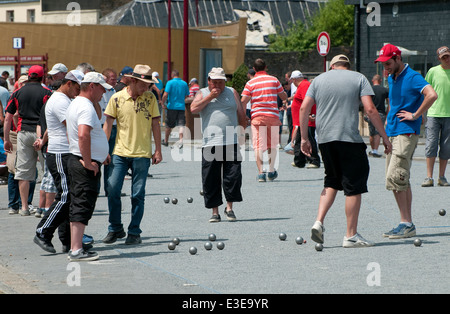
xmin=183 ymin=0 xmax=189 ymax=82
xmin=167 ymin=0 xmax=172 ymax=82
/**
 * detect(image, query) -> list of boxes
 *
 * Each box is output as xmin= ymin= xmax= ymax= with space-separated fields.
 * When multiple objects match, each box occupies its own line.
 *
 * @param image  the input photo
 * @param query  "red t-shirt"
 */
xmin=291 ymin=79 xmax=316 ymax=127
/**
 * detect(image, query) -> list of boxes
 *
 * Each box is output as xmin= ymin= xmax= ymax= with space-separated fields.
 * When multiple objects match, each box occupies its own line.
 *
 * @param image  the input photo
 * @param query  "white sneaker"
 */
xmin=311 ymin=221 xmax=325 ymax=244
xmin=342 ymin=233 xmax=374 ymax=248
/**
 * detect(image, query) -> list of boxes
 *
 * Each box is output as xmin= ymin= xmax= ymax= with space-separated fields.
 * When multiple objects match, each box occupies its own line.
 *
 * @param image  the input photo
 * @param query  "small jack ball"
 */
xmin=168 ymin=242 xmax=176 ymax=250
xmin=217 ymin=242 xmax=225 ymax=250
xmin=187 ymin=197 xmax=193 ymax=203
xmin=204 ymin=242 xmax=213 ymax=250
xmin=295 ymin=237 xmax=304 ymax=245
xmin=414 ymin=238 xmax=422 ymax=247
xmin=172 ymin=198 xmax=178 ymax=204
xmin=279 ymin=233 xmax=287 ymax=241
xmin=189 ymin=247 xmax=197 ymax=255
xmin=164 ymin=197 xmax=170 ymax=203
xmin=315 ymin=243 xmax=323 ymax=251
xmin=208 ymin=233 xmax=216 ymax=241
xmin=172 ymin=237 xmax=180 ymax=245
xmin=439 ymin=209 xmax=446 ymax=216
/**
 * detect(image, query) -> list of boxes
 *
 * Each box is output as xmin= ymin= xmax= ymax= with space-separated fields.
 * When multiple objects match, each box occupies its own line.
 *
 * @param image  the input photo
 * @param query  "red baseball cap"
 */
xmin=28 ymin=65 xmax=44 ymax=78
xmin=374 ymin=44 xmax=402 ymax=63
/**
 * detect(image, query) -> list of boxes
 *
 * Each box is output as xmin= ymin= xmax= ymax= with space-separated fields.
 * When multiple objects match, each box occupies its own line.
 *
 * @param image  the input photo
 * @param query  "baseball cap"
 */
xmin=65 ymin=70 xmax=84 ymax=85
xmin=48 ymin=63 xmax=68 ymax=75
xmin=208 ymin=67 xmax=227 ymax=80
xmin=152 ymin=71 xmax=160 ymax=77
xmin=290 ymin=70 xmax=303 ymax=79
xmin=28 ymin=65 xmax=44 ymax=78
xmin=330 ymin=54 xmax=351 ymax=67
xmin=437 ymin=46 xmax=450 ymax=59
xmin=374 ymin=44 xmax=401 ymax=63
xmin=120 ymin=66 xmax=133 ymax=76
xmin=82 ymin=72 xmax=112 ymax=90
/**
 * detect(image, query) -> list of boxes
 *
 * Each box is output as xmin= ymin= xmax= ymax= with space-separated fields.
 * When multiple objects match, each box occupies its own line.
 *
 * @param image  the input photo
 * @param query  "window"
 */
xmin=27 ymin=9 xmax=35 ymax=23
xmin=6 ymin=10 xmax=14 ymax=22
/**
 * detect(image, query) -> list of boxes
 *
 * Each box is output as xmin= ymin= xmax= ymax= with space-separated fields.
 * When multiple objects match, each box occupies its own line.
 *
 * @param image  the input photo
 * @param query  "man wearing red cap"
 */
xmin=421 ymin=46 xmax=450 ymax=187
xmin=375 ymin=44 xmax=438 ymax=239
xmin=3 ymin=65 xmax=53 ymax=216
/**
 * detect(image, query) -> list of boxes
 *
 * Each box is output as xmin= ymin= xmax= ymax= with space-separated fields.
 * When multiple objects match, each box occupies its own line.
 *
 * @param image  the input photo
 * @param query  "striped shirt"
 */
xmin=242 ymin=71 xmax=284 ymax=119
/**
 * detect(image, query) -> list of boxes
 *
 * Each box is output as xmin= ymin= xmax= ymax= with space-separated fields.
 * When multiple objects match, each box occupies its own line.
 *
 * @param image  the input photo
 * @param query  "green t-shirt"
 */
xmin=425 ymin=65 xmax=450 ymax=117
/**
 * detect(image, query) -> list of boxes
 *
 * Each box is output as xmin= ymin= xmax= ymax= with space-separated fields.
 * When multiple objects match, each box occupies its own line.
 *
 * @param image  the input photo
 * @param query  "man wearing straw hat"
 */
xmin=102 ymin=64 xmax=162 ymax=245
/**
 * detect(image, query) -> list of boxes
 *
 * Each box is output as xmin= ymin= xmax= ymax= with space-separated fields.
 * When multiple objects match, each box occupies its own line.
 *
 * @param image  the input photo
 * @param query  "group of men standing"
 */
xmin=2 ymin=41 xmax=448 ymax=261
xmin=3 ymin=62 xmax=163 ymax=261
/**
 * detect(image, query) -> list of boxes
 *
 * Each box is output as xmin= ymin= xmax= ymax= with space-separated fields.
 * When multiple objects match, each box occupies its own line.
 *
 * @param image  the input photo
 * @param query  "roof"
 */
xmin=0 ymin=0 xmax=38 ymax=3
xmin=100 ymin=0 xmax=326 ymax=48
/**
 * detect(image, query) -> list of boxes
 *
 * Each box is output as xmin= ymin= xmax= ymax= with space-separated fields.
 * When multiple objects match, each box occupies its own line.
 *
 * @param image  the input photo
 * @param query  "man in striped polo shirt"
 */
xmin=241 ymin=59 xmax=287 ymax=182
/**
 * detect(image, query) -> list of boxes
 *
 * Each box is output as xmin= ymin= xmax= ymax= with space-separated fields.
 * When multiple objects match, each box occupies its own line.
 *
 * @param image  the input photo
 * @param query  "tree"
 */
xmin=268 ymin=0 xmax=354 ymax=52
xmin=231 ymin=63 xmax=249 ymax=95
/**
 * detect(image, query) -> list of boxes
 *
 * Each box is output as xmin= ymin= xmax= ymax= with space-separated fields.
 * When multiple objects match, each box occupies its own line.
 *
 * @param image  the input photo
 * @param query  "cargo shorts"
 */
xmin=385 ymin=134 xmax=419 ymax=191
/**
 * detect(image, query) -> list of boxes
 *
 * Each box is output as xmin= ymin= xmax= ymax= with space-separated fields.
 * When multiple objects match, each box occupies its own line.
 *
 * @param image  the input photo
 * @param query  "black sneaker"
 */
xmin=224 ymin=209 xmax=237 ymax=221
xmin=209 ymin=214 xmax=221 ymax=223
xmin=33 ymin=235 xmax=56 ymax=253
xmin=102 ymin=230 xmax=126 ymax=244
xmin=125 ymin=234 xmax=142 ymax=245
xmin=68 ymin=250 xmax=99 ymax=261
xmin=161 ymin=140 xmax=169 ymax=147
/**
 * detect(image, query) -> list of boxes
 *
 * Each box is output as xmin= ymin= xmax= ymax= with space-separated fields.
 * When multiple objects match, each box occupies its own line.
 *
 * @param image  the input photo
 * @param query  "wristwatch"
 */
xmin=411 ymin=113 xmax=416 ymax=120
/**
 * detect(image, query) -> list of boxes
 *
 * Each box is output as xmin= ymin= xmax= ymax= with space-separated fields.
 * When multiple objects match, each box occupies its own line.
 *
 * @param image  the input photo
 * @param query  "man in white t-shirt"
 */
xmin=33 ymin=70 xmax=84 ymax=254
xmin=65 ymin=72 xmax=111 ymax=261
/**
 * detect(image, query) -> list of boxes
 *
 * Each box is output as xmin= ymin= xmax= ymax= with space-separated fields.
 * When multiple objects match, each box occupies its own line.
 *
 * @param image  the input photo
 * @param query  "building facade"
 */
xmin=346 ymin=0 xmax=450 ymax=81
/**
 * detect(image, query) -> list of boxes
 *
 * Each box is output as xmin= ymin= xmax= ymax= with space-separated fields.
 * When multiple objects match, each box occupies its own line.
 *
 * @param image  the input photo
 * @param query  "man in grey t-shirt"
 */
xmin=191 ymin=68 xmax=247 ymax=223
xmin=300 ymin=55 xmax=392 ymax=248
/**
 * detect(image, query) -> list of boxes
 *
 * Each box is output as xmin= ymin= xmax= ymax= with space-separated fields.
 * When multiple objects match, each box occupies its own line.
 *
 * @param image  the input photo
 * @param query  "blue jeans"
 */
xmin=8 ymin=172 xmax=36 ymax=209
xmin=106 ymin=155 xmax=150 ymax=235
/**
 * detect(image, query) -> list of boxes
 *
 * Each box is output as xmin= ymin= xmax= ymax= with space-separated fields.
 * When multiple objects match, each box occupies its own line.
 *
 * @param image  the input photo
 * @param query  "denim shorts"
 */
xmin=425 ymin=117 xmax=450 ymax=160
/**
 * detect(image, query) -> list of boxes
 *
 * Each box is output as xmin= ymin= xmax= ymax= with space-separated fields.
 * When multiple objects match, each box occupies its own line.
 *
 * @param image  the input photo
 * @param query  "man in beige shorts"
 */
xmin=4 ymin=65 xmax=53 ymax=216
xmin=375 ymin=44 xmax=437 ymax=239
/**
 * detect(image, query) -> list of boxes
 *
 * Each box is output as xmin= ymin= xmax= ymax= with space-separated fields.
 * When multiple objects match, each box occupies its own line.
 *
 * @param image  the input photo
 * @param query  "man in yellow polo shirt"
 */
xmin=102 ymin=64 xmax=162 ymax=245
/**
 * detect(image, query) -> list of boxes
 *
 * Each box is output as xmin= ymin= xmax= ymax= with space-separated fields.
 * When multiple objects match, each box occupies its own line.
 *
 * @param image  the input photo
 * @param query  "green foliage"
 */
xmin=268 ymin=0 xmax=354 ymax=52
xmin=231 ymin=63 xmax=250 ymax=95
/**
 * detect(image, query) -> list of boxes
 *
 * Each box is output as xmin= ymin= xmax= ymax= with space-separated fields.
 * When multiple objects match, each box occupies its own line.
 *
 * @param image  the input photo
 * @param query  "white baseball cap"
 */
xmin=82 ymin=72 xmax=112 ymax=90
xmin=64 ymin=70 xmax=84 ymax=85
xmin=290 ymin=70 xmax=303 ymax=79
xmin=48 ymin=63 xmax=68 ymax=75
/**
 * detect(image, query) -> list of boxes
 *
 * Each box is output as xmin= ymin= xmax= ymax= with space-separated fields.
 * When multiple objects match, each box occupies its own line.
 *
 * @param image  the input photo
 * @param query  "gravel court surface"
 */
xmin=0 ymin=135 xmax=449 ymax=295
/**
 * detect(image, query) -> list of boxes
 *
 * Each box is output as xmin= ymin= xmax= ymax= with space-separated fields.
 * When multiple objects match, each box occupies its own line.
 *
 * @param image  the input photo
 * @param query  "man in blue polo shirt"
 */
xmin=162 ymin=70 xmax=189 ymax=149
xmin=375 ymin=43 xmax=438 ymax=239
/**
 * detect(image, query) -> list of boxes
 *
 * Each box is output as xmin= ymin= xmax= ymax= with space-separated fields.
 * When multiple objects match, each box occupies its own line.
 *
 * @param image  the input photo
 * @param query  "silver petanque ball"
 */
xmin=315 ymin=243 xmax=323 ymax=251
xmin=172 ymin=237 xmax=180 ymax=245
xmin=187 ymin=197 xmax=193 ymax=203
xmin=204 ymin=242 xmax=213 ymax=250
xmin=414 ymin=238 xmax=422 ymax=247
xmin=164 ymin=197 xmax=170 ymax=204
xmin=189 ymin=246 xmax=197 ymax=255
xmin=279 ymin=233 xmax=287 ymax=241
xmin=295 ymin=236 xmax=304 ymax=245
xmin=208 ymin=233 xmax=216 ymax=241
xmin=216 ymin=242 xmax=225 ymax=250
xmin=172 ymin=198 xmax=178 ymax=204
xmin=168 ymin=242 xmax=176 ymax=250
